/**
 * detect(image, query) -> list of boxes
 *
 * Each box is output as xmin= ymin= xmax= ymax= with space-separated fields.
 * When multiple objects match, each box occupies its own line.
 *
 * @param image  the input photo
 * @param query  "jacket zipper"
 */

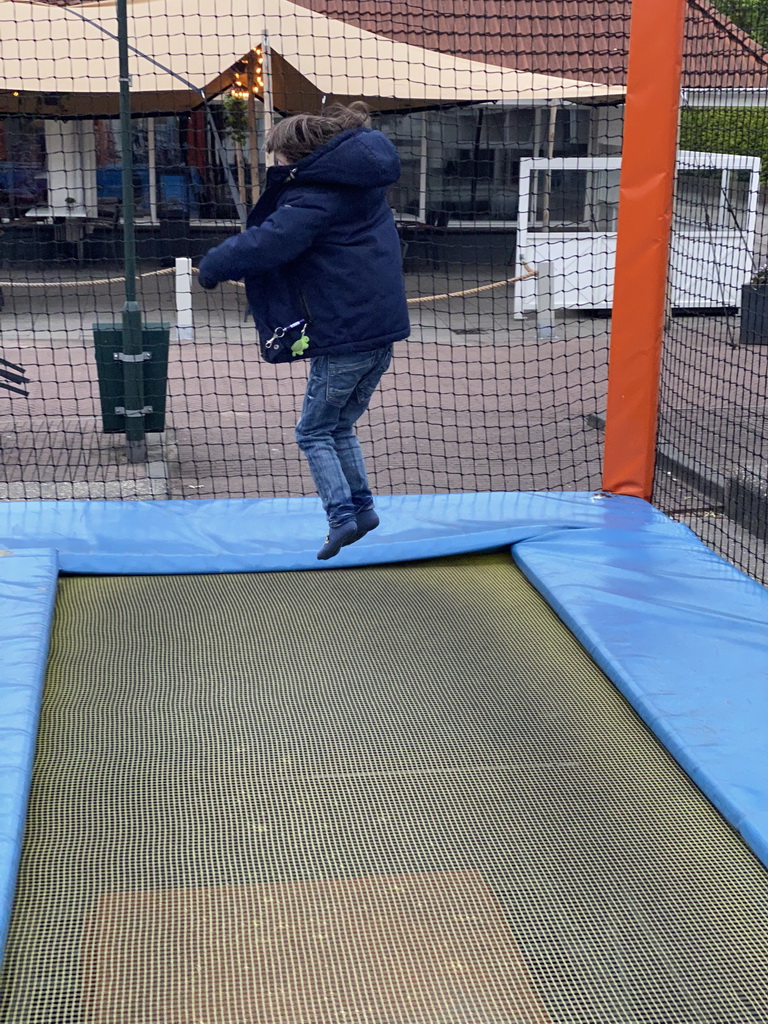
xmin=298 ymin=286 xmax=312 ymax=324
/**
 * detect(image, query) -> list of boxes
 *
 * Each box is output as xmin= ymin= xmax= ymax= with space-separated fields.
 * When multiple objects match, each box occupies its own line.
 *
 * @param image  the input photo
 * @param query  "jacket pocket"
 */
xmin=297 ymin=285 xmax=312 ymax=324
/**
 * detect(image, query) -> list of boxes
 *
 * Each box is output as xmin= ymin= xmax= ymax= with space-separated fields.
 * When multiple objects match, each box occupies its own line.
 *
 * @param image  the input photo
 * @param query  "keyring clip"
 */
xmin=265 ymin=319 xmax=304 ymax=350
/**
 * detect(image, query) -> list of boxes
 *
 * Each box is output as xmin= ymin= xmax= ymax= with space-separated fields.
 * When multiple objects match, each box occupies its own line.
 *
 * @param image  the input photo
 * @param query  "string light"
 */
xmin=230 ymin=45 xmax=264 ymax=98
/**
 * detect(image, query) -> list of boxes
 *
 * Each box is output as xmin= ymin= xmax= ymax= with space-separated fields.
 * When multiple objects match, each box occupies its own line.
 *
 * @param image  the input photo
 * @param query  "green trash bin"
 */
xmin=93 ymin=322 xmax=170 ymax=433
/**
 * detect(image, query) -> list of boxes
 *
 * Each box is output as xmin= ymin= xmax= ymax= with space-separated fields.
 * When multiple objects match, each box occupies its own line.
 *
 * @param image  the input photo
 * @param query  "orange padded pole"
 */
xmin=602 ymin=0 xmax=687 ymax=499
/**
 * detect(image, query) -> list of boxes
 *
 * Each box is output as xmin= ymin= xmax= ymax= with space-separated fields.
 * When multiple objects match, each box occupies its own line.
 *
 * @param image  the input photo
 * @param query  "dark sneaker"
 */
xmin=317 ymin=520 xmax=358 ymax=561
xmin=355 ymin=507 xmax=380 ymax=540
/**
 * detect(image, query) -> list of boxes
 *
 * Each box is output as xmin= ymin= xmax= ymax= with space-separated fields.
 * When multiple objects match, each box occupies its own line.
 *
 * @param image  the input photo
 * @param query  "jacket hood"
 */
xmin=268 ymin=128 xmax=401 ymax=189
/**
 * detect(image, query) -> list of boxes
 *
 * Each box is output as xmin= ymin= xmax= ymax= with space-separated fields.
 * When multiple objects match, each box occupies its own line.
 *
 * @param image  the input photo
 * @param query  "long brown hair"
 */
xmin=266 ymin=102 xmax=371 ymax=164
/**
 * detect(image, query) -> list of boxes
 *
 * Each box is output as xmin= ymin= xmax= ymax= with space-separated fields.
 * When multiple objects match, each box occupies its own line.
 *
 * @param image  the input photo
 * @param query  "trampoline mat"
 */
xmin=1 ymin=552 xmax=767 ymax=1023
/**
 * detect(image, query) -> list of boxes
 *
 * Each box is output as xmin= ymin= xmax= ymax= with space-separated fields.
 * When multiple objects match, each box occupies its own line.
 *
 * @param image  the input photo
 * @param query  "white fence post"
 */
xmin=175 ymin=257 xmax=194 ymax=341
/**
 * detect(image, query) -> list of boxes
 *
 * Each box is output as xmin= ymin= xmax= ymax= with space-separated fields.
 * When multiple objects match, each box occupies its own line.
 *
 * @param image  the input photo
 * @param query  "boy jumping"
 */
xmin=198 ymin=102 xmax=409 ymax=559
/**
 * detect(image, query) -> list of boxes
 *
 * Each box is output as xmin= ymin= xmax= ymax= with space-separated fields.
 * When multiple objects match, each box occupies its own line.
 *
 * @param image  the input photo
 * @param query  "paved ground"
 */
xmin=0 ymin=258 xmax=765 ymax=582
xmin=0 ymin=263 xmax=609 ymax=499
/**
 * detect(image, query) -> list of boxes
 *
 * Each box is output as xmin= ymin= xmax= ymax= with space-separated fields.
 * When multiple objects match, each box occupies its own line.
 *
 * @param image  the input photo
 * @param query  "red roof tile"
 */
xmin=293 ymin=0 xmax=768 ymax=88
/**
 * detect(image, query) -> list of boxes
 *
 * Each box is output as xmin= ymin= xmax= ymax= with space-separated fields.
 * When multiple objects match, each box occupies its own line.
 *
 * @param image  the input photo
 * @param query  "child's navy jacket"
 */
xmin=198 ymin=127 xmax=410 ymax=358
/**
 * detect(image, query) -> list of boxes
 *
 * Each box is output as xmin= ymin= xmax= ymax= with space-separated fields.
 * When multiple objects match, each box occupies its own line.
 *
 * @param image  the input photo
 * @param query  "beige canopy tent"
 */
xmin=0 ymin=0 xmax=624 ymax=116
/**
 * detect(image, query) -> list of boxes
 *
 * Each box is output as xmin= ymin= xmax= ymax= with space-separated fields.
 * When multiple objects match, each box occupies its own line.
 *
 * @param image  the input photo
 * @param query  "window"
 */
xmin=425 ymin=107 xmax=559 ymax=220
xmin=370 ymin=105 xmax=594 ymax=223
xmin=674 ymin=167 xmax=752 ymax=233
xmin=726 ymin=169 xmax=752 ymax=232
xmin=377 ymin=112 xmax=423 ymax=218
xmin=94 ymin=118 xmax=151 ymax=217
xmin=0 ymin=117 xmax=47 ymax=217
xmin=527 ymin=167 xmax=620 ymax=232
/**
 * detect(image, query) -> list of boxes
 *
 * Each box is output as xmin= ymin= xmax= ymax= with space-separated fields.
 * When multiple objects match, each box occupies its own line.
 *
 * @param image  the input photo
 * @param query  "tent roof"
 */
xmin=0 ymin=0 xmax=624 ymax=116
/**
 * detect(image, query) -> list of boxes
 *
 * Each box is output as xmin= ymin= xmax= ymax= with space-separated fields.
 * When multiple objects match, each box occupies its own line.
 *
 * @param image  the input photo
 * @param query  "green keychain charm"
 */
xmin=291 ymin=329 xmax=310 ymax=358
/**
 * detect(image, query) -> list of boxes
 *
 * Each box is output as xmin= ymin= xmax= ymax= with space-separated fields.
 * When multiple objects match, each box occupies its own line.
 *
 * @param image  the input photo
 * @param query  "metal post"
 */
xmin=417 ymin=115 xmax=428 ymax=223
xmin=247 ymin=50 xmax=261 ymax=205
xmin=263 ymin=34 xmax=275 ymax=169
xmin=541 ymin=103 xmax=558 ymax=231
xmin=147 ymin=118 xmax=158 ymax=224
xmin=117 ymin=0 xmax=146 ymax=463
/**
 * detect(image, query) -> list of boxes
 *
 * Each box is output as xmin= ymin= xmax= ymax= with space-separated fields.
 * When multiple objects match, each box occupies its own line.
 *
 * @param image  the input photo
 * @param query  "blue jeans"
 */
xmin=295 ymin=346 xmax=393 ymax=526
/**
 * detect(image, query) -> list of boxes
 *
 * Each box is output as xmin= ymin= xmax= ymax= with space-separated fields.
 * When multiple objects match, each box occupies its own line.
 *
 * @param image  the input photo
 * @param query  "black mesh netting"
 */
xmin=0 ymin=0 xmax=627 ymax=500
xmin=653 ymin=2 xmax=768 ymax=584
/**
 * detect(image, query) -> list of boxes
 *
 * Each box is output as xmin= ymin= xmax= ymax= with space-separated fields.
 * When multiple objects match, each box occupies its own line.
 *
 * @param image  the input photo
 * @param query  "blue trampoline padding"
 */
xmin=513 ymin=525 xmax=768 ymax=869
xmin=1 ymin=490 xmax=768 ymax=968
xmin=0 ymin=549 xmax=59 ymax=960
xmin=0 ymin=491 xmax=636 ymax=575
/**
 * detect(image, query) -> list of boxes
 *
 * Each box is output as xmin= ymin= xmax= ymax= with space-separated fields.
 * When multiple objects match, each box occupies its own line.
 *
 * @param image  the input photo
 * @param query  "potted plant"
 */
xmin=739 ymin=264 xmax=768 ymax=345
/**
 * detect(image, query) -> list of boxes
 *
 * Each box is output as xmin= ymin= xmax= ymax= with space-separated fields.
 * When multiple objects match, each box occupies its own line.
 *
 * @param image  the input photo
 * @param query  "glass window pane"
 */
xmin=0 ymin=117 xmax=47 ymax=217
xmin=725 ymin=169 xmax=751 ymax=232
xmin=528 ymin=167 xmax=620 ymax=232
xmin=426 ymin=108 xmax=493 ymax=219
xmin=377 ymin=112 xmax=423 ymax=218
xmin=422 ymin=106 xmax=539 ymax=221
xmin=674 ymin=169 xmax=722 ymax=231
xmin=155 ymin=116 xmax=188 ymax=213
xmin=94 ymin=118 xmax=151 ymax=217
xmin=673 ymin=167 xmax=754 ymax=233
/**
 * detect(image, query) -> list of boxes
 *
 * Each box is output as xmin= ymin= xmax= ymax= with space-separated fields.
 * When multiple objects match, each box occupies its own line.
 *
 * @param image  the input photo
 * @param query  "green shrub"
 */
xmin=679 ymin=107 xmax=768 ymax=182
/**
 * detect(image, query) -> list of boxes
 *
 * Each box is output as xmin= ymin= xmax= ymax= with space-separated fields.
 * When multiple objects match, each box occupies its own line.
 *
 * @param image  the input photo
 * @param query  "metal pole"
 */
xmin=263 ymin=34 xmax=275 ymax=169
xmin=541 ymin=103 xmax=558 ymax=230
xmin=417 ymin=115 xmax=427 ymax=223
xmin=247 ymin=50 xmax=261 ymax=205
xmin=117 ymin=0 xmax=146 ymax=462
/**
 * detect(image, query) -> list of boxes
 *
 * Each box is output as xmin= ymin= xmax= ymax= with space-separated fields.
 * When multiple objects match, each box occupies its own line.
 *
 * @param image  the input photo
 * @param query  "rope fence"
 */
xmin=0 ymin=264 xmax=537 ymax=303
